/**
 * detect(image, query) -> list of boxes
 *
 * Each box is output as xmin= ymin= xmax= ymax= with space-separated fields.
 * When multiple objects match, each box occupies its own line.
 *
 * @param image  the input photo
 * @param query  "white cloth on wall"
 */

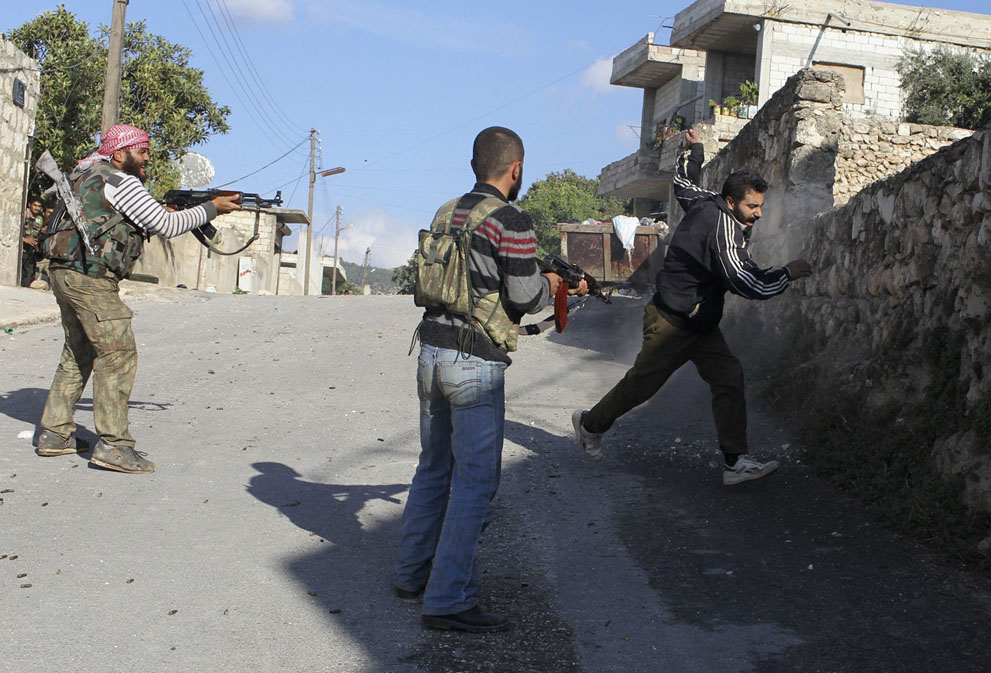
xmin=612 ymin=215 xmax=640 ymax=268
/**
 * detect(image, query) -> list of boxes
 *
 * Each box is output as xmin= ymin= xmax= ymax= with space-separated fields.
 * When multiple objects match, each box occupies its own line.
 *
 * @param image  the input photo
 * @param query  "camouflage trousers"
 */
xmin=41 ymin=268 xmax=138 ymax=448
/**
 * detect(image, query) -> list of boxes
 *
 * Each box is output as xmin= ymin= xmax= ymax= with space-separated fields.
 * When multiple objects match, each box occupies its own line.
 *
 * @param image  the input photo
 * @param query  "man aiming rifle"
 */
xmin=35 ymin=124 xmax=240 ymax=474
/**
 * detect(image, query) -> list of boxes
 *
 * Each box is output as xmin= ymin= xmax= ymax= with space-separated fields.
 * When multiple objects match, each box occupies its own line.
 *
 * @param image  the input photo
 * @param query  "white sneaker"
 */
xmin=723 ymin=455 xmax=779 ymax=485
xmin=572 ymin=410 xmax=603 ymax=461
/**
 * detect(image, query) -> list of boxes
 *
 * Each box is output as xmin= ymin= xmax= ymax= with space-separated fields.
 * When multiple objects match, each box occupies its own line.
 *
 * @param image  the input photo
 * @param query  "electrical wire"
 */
xmin=214 ymin=0 xmax=307 ymax=134
xmin=214 ymin=135 xmax=310 ymax=188
xmin=181 ymin=0 xmax=305 ymax=154
xmin=346 ymin=59 xmax=613 ymax=175
xmin=193 ymin=0 xmax=302 ymax=149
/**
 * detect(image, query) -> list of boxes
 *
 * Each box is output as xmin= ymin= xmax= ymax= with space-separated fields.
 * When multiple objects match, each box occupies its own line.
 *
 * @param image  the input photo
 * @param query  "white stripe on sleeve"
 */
xmin=105 ymin=173 xmax=211 ymax=238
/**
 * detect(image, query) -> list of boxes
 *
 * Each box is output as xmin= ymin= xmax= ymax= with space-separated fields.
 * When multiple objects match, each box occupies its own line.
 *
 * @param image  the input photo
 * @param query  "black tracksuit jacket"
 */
xmin=653 ymin=143 xmax=794 ymax=332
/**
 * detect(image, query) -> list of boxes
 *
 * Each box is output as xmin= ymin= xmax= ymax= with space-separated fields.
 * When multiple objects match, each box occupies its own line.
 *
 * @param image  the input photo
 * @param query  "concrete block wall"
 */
xmin=721 ymin=52 xmax=756 ymax=100
xmin=131 ymin=210 xmax=286 ymax=294
xmin=758 ymin=20 xmax=987 ymax=120
xmin=652 ymin=78 xmax=683 ymax=132
xmin=0 ymin=36 xmax=39 ymax=286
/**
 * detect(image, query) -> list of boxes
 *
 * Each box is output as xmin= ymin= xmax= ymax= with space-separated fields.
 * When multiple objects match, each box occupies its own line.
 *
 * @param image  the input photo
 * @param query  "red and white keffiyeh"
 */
xmin=76 ymin=124 xmax=151 ymax=171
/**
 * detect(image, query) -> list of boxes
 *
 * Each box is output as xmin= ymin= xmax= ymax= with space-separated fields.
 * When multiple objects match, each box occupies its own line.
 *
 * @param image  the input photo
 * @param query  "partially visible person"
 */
xmin=20 ymin=197 xmax=44 ymax=287
xmin=573 ymin=128 xmax=812 ymax=485
xmin=394 ymin=126 xmax=585 ymax=633
xmin=35 ymin=123 xmax=240 ymax=473
xmin=34 ymin=205 xmax=56 ymax=285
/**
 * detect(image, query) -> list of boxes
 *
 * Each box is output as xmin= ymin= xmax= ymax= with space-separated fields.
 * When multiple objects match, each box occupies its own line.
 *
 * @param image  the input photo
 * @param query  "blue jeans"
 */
xmin=394 ymin=344 xmax=507 ymax=615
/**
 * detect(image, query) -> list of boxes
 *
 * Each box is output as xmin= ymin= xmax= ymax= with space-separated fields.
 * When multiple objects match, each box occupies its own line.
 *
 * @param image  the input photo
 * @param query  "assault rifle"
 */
xmin=522 ymin=254 xmax=612 ymax=335
xmin=162 ymin=189 xmax=282 ymax=255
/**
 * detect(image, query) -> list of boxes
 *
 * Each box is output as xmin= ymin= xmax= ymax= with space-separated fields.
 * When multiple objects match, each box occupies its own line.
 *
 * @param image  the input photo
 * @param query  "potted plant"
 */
xmin=739 ymin=80 xmax=759 ymax=118
xmin=709 ymin=98 xmax=722 ymax=117
xmin=722 ymin=95 xmax=740 ymax=117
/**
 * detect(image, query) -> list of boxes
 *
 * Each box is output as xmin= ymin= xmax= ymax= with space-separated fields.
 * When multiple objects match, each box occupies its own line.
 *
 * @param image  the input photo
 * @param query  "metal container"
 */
xmin=557 ymin=221 xmax=666 ymax=286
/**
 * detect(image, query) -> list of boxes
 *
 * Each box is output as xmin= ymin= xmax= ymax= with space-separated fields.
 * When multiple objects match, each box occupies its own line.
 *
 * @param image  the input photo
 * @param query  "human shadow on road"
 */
xmin=245 ymin=457 xmax=586 ymax=673
xmin=0 ymin=387 xmax=171 ymax=427
xmin=245 ymin=461 xmax=419 ymax=657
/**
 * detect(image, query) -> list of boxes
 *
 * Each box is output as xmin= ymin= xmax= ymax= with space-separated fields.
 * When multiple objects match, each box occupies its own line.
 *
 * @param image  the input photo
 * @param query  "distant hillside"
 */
xmin=337 ymin=258 xmax=399 ymax=294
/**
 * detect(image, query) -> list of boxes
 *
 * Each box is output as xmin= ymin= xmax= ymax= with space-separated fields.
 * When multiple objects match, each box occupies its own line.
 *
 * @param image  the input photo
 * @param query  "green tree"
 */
xmin=9 ymin=7 xmax=104 ymax=176
xmin=517 ymin=170 xmax=630 ymax=255
xmin=117 ymin=20 xmax=231 ymax=196
xmin=392 ymin=252 xmax=417 ymax=295
xmin=10 ymin=7 xmax=230 ymax=197
xmin=897 ymin=47 xmax=991 ymax=130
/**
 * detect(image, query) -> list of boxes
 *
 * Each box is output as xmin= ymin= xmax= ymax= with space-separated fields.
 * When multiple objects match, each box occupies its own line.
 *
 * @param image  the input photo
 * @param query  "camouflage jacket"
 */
xmin=44 ymin=162 xmax=147 ymax=279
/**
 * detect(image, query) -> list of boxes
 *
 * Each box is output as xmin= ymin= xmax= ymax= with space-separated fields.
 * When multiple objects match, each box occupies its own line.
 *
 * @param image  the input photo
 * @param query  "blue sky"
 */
xmin=6 ymin=0 xmax=990 ymax=268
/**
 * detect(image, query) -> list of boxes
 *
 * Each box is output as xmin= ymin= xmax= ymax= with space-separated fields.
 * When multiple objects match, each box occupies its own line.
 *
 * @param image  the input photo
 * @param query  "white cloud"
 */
xmin=221 ymin=0 xmax=294 ymax=23
xmin=580 ymin=58 xmax=614 ymax=93
xmin=314 ymin=208 xmax=419 ymax=269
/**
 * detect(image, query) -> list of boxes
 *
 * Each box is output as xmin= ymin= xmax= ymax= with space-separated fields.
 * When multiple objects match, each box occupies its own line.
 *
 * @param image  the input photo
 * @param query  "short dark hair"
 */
xmin=28 ymin=196 xmax=43 ymax=205
xmin=472 ymin=127 xmax=524 ymax=181
xmin=721 ymin=170 xmax=768 ymax=202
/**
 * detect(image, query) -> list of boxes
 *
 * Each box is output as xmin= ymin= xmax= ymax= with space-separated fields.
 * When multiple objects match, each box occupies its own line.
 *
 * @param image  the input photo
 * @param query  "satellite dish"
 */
xmin=176 ymin=152 xmax=215 ymax=189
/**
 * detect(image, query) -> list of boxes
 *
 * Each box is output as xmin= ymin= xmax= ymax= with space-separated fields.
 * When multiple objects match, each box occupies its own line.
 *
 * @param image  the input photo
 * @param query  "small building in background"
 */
xmin=132 ymin=207 xmax=321 ymax=295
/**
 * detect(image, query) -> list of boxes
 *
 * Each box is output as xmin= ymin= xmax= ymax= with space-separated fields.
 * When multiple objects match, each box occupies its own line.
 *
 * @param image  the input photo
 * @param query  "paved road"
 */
xmin=2 ymin=291 xmax=989 ymax=672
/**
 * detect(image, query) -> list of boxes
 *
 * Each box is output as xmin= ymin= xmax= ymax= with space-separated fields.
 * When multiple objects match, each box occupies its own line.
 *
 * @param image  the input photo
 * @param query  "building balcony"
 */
xmin=598 ymin=146 xmax=674 ymax=200
xmin=612 ymin=34 xmax=702 ymax=88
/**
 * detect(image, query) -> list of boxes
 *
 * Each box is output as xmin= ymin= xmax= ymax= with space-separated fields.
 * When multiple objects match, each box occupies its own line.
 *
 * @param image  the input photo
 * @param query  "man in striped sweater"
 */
xmin=394 ymin=127 xmax=582 ymax=633
xmin=574 ymin=128 xmax=812 ymax=485
xmin=35 ymin=124 xmax=240 ymax=474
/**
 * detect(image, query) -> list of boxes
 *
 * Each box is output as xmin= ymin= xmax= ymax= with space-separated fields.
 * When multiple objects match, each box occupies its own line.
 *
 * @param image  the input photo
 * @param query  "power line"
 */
xmin=194 ymin=0 xmax=298 ymax=146
xmin=181 ymin=0 xmax=304 ymax=154
xmin=347 ymin=59 xmax=611 ymax=175
xmin=214 ymin=0 xmax=307 ymax=134
xmin=214 ymin=134 xmax=310 ymax=188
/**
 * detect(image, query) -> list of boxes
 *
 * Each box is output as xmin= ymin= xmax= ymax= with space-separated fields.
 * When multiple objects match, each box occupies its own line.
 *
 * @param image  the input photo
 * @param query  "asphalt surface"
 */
xmin=2 ymin=288 xmax=990 ymax=672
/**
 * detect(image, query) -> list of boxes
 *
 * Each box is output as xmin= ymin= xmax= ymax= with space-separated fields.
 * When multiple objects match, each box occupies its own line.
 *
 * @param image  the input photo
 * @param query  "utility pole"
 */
xmin=101 ymin=0 xmax=129 ymax=133
xmin=304 ymin=128 xmax=316 ymax=296
xmin=359 ymin=247 xmax=372 ymax=289
xmin=331 ymin=206 xmax=344 ymax=295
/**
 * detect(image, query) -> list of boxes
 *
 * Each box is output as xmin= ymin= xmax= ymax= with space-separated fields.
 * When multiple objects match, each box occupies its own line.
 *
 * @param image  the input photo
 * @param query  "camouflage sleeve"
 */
xmin=104 ymin=172 xmax=216 ymax=238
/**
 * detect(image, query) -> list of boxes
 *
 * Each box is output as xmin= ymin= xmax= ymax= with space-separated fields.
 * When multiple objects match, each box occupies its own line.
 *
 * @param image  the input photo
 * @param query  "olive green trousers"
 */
xmin=584 ymin=301 xmax=749 ymax=454
xmin=40 ymin=268 xmax=137 ymax=448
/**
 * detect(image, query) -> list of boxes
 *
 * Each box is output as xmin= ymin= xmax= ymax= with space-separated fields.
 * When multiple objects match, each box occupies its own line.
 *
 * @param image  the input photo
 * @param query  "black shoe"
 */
xmin=394 ymin=584 xmax=423 ymax=600
xmin=422 ymin=606 xmax=511 ymax=633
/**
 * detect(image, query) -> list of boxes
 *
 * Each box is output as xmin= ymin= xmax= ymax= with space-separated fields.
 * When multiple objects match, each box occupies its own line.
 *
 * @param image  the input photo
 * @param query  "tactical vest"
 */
xmin=415 ymin=195 xmax=520 ymax=352
xmin=44 ymin=161 xmax=146 ymax=279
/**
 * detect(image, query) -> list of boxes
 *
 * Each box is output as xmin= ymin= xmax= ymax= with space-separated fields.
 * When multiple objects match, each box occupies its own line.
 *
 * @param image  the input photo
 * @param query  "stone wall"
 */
xmin=692 ymin=67 xmax=991 ymax=527
xmin=796 ymin=129 xmax=991 ymax=515
xmin=0 ymin=36 xmax=40 ymax=286
xmin=679 ymin=68 xmax=847 ymax=264
xmin=834 ymin=120 xmax=973 ymax=205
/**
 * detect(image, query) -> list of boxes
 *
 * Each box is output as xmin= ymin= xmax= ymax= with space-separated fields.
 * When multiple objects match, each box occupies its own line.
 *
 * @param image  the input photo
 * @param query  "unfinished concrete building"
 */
xmin=599 ymin=0 xmax=991 ymax=217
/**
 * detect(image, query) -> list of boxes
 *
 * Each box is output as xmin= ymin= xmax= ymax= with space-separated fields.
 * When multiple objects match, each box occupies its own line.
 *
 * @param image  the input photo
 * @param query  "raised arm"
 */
xmin=672 ymin=129 xmax=718 ymax=212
